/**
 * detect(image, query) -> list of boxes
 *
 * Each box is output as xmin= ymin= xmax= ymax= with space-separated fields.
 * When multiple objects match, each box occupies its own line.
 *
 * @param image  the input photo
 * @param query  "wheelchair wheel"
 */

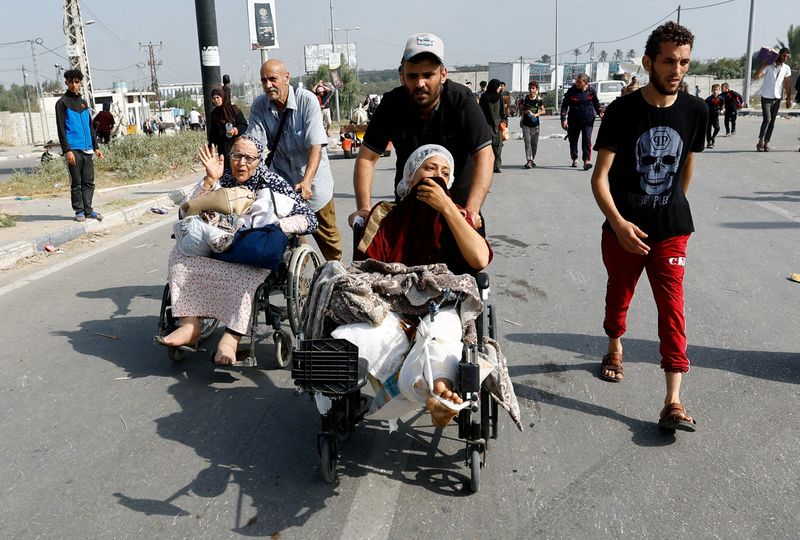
xmin=320 ymin=436 xmax=338 ymax=484
xmin=287 ymin=244 xmax=322 ymax=335
xmin=469 ymin=447 xmax=481 ymax=493
xmin=199 ymin=318 xmax=219 ymax=340
xmin=273 ymin=329 xmax=293 ymax=368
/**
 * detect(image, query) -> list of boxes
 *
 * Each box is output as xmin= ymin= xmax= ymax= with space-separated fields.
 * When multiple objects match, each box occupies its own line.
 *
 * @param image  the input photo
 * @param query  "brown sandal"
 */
xmin=600 ymin=352 xmax=624 ymax=382
xmin=658 ymin=403 xmax=697 ymax=433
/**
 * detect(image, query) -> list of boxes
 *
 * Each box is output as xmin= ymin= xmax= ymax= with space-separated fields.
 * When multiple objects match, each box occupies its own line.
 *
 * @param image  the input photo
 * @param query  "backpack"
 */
xmin=734 ymin=93 xmax=743 ymax=109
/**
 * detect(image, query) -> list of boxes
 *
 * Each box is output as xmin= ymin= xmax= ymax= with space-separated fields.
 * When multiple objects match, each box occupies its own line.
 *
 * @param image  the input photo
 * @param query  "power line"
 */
xmin=559 ymin=8 xmax=678 ymax=57
xmin=682 ymin=0 xmax=738 ymax=11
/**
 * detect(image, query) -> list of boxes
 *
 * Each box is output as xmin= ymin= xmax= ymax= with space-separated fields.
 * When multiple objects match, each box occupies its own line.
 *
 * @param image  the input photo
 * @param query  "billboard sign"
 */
xmin=247 ymin=0 xmax=279 ymax=50
xmin=303 ymin=43 xmax=357 ymax=73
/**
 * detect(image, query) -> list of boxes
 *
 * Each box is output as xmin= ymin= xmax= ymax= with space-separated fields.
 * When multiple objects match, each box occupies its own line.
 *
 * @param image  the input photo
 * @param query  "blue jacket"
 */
xmin=55 ymin=91 xmax=97 ymax=152
xmin=560 ymin=85 xmax=602 ymax=125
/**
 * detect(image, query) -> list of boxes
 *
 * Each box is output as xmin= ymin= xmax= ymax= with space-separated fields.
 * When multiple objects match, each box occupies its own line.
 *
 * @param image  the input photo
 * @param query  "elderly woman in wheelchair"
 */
xmin=155 ymin=135 xmax=317 ymax=365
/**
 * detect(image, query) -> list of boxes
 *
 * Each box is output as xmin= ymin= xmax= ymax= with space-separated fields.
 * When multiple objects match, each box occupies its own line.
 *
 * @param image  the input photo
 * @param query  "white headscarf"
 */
xmin=396 ymin=144 xmax=455 ymax=199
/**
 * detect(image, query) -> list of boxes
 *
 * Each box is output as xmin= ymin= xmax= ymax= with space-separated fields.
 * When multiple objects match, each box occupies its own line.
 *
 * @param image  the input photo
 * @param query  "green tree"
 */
xmin=0 ymin=83 xmax=39 ymax=113
xmin=626 ymin=49 xmax=636 ymax=60
xmin=776 ymin=24 xmax=800 ymax=65
xmin=598 ymin=50 xmax=608 ymax=62
xmin=613 ymin=49 xmax=624 ymax=62
xmin=305 ymin=54 xmax=361 ymax=119
xmin=572 ymin=48 xmax=581 ymax=62
xmin=164 ymin=96 xmax=197 ymax=112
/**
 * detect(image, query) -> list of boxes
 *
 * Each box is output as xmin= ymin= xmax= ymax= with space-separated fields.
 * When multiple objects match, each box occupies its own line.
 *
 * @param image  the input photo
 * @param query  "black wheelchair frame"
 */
xmin=291 ymin=223 xmax=500 ymax=492
xmin=157 ymin=236 xmax=322 ymax=368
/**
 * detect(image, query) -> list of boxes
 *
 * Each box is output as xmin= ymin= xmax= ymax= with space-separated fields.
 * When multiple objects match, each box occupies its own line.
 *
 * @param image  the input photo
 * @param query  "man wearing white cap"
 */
xmin=351 ymin=33 xmax=494 ymax=231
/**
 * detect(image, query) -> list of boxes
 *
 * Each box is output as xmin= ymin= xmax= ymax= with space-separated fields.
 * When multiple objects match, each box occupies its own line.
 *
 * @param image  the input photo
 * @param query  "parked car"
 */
xmin=590 ymin=80 xmax=626 ymax=107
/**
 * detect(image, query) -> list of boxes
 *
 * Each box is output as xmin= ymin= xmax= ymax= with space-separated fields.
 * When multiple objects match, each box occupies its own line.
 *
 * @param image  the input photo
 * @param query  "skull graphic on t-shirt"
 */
xmin=635 ymin=126 xmax=683 ymax=196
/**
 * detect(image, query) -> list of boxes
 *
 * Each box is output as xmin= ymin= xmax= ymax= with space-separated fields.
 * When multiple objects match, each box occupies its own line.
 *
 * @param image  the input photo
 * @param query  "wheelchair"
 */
xmin=291 ymin=224 xmax=500 ymax=492
xmin=157 ymin=235 xmax=322 ymax=368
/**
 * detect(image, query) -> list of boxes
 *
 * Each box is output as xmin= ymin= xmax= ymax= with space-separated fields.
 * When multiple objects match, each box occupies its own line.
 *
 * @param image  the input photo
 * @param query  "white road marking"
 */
xmin=0 ymin=218 xmax=171 ymax=298
xmin=756 ymin=201 xmax=800 ymax=223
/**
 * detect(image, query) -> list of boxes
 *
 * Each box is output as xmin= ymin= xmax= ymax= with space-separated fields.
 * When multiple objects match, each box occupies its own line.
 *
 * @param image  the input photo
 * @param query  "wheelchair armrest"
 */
xmin=475 ymin=272 xmax=490 ymax=290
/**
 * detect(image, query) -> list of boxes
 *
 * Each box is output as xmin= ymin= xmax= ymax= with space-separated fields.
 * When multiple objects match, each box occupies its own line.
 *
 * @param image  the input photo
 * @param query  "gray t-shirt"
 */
xmin=247 ymin=85 xmax=333 ymax=212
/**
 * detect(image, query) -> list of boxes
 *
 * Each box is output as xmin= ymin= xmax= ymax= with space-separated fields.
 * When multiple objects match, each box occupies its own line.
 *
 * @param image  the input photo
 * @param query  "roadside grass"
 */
xmin=0 ymin=212 xmax=15 ymax=228
xmin=1 ymin=131 xmax=207 ymax=198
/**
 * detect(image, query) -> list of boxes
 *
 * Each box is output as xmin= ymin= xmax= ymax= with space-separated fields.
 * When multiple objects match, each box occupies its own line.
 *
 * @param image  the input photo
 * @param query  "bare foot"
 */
xmin=214 ymin=332 xmax=240 ymax=365
xmin=160 ymin=318 xmax=201 ymax=348
xmin=426 ymin=378 xmax=464 ymax=427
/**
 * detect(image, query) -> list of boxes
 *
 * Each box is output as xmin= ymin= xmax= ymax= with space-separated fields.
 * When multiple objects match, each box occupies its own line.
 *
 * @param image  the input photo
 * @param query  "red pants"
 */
xmin=601 ymin=228 xmax=690 ymax=373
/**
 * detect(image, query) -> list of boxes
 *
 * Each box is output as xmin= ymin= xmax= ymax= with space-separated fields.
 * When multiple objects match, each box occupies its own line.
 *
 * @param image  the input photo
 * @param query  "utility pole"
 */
xmin=29 ymin=39 xmax=49 ymax=140
xmin=329 ymin=0 xmax=340 ymax=122
xmin=554 ymin=0 xmax=560 ymax=109
xmin=21 ymin=66 xmax=34 ymax=144
xmin=743 ymin=0 xmax=756 ymax=107
xmin=63 ymin=0 xmax=95 ymax=110
xmin=194 ymin=0 xmax=222 ymax=143
xmin=677 ymin=5 xmax=681 ymax=25
xmin=139 ymin=41 xmax=163 ymax=115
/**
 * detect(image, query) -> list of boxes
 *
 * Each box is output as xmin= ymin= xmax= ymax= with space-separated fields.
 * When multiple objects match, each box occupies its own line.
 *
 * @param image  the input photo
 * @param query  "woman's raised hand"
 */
xmin=197 ymin=144 xmax=225 ymax=181
xmin=415 ymin=177 xmax=453 ymax=214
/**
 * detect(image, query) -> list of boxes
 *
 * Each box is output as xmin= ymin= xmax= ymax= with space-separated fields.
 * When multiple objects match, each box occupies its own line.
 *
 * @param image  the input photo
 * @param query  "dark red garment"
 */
xmin=93 ymin=110 xmax=114 ymax=134
xmin=601 ymin=228 xmax=690 ymax=373
xmin=356 ymin=181 xmax=492 ymax=276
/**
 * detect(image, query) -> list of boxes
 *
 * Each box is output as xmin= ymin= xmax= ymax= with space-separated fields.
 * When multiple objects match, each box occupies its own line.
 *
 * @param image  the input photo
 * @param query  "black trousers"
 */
xmin=568 ymin=122 xmax=594 ymax=162
xmin=724 ymin=111 xmax=737 ymax=134
xmin=491 ymin=134 xmax=503 ymax=169
xmin=67 ymin=151 xmax=96 ymax=215
xmin=758 ymin=98 xmax=782 ymax=142
xmin=706 ymin=114 xmax=720 ymax=144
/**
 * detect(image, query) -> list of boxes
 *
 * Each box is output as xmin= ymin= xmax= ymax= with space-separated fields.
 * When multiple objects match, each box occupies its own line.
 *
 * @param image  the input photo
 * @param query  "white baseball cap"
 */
xmin=402 ymin=33 xmax=444 ymax=63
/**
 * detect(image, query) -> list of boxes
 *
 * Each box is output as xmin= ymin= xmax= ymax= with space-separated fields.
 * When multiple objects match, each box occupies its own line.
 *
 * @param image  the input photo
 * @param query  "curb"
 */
xmin=0 ymin=152 xmax=41 ymax=162
xmin=0 ymin=183 xmax=194 ymax=270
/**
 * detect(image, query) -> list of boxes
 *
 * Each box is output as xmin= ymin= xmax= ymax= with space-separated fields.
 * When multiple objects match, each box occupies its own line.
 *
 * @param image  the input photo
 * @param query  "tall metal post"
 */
xmin=139 ymin=42 xmax=163 ymax=115
xmin=21 ymin=66 xmax=34 ymax=144
xmin=554 ymin=0 xmax=559 ymax=110
xmin=63 ymin=0 xmax=95 ymax=110
xmin=743 ymin=0 xmax=756 ymax=107
xmin=677 ymin=5 xmax=681 ymax=25
xmin=30 ymin=39 xmax=49 ymax=140
xmin=194 ymin=0 xmax=222 ymax=143
xmin=329 ymin=0 xmax=340 ymax=122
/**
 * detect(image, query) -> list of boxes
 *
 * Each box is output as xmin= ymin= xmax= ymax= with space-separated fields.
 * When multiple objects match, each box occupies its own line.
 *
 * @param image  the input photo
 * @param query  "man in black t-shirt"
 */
xmin=590 ymin=21 xmax=707 ymax=433
xmin=350 ymin=33 xmax=494 ymax=230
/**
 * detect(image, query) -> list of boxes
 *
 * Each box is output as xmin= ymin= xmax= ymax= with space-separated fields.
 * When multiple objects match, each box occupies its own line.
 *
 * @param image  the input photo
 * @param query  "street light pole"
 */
xmin=554 ymin=0 xmax=559 ymax=110
xmin=20 ymin=66 xmax=34 ymax=144
xmin=329 ymin=0 xmax=340 ymax=122
xmin=29 ymin=38 xmax=49 ymax=141
xmin=743 ymin=0 xmax=756 ymax=106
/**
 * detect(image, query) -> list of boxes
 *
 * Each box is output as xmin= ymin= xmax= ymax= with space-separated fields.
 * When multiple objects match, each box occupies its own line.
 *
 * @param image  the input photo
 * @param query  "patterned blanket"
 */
xmin=302 ymin=259 xmax=522 ymax=430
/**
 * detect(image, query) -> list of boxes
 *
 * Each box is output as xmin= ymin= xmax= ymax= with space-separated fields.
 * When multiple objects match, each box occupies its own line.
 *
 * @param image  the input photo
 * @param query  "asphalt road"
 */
xmin=0 ymin=156 xmax=40 ymax=182
xmin=0 ymin=115 xmax=798 ymax=539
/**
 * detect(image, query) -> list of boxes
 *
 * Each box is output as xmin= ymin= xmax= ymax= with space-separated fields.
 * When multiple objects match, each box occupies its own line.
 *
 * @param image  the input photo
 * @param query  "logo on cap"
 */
xmin=416 ymin=35 xmax=436 ymax=48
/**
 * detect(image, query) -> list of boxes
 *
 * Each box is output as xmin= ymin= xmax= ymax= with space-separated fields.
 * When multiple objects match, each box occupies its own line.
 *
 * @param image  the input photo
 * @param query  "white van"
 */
xmin=590 ymin=80 xmax=625 ymax=107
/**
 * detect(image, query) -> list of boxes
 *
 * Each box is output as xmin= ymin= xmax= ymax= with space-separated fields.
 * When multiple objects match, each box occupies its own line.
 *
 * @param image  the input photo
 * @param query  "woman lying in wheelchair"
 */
xmin=354 ymin=144 xmax=492 ymax=426
xmin=155 ymin=135 xmax=317 ymax=365
xmin=302 ymin=145 xmax=519 ymax=432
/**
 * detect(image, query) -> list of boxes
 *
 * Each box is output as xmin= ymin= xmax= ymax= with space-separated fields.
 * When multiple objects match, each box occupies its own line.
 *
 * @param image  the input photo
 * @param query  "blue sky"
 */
xmin=0 ymin=0 xmax=795 ymax=90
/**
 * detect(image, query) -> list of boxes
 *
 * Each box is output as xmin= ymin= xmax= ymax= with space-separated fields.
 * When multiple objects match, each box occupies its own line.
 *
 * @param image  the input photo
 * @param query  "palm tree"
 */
xmin=573 ymin=48 xmax=581 ymax=63
xmin=626 ymin=49 xmax=636 ymax=61
xmin=598 ymin=50 xmax=608 ymax=62
xmin=613 ymin=49 xmax=624 ymax=62
xmin=776 ymin=24 xmax=800 ymax=64
xmin=540 ymin=54 xmax=551 ymax=64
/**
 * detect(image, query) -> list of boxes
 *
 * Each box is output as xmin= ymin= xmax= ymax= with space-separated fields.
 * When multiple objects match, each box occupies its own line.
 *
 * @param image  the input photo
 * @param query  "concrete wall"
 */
xmin=0 ymin=110 xmax=49 ymax=146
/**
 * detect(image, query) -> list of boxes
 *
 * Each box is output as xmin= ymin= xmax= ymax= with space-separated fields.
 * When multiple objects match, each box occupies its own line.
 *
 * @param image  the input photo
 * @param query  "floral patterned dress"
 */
xmin=169 ymin=161 xmax=317 ymax=334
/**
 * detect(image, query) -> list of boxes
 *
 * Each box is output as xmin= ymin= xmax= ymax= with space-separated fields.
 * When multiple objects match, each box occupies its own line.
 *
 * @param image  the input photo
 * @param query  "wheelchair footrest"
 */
xmin=292 ymin=339 xmax=366 ymax=395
